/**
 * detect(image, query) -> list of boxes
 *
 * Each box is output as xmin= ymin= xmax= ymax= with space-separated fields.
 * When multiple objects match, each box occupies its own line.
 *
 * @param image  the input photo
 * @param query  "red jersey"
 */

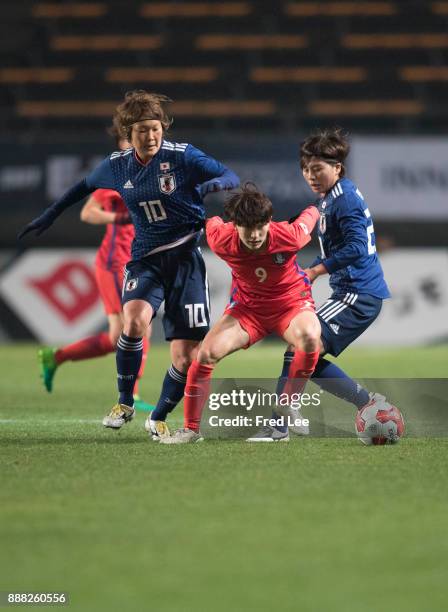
xmin=93 ymin=189 xmax=134 ymax=272
xmin=206 ymin=206 xmax=319 ymax=310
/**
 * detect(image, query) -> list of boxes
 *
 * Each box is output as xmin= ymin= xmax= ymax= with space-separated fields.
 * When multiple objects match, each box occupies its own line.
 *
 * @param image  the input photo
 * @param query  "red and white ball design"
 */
xmin=355 ymin=400 xmax=405 ymax=445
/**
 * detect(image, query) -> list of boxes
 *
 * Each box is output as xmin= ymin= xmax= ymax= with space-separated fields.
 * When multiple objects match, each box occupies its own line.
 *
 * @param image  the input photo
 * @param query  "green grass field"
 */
xmin=1 ymin=343 xmax=448 ymax=612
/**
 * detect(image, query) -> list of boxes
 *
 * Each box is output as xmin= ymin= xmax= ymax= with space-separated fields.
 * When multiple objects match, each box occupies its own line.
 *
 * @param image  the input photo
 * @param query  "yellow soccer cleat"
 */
xmin=144 ymin=418 xmax=171 ymax=441
xmin=102 ymin=403 xmax=135 ymax=429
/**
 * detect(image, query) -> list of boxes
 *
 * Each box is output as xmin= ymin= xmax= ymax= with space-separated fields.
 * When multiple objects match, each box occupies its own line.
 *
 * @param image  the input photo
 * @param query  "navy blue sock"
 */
xmin=273 ymin=350 xmax=295 ymax=432
xmin=151 ymin=365 xmax=187 ymax=421
xmin=275 ymin=350 xmax=294 ymax=395
xmin=311 ymin=358 xmax=370 ymax=409
xmin=116 ymin=333 xmax=143 ymax=407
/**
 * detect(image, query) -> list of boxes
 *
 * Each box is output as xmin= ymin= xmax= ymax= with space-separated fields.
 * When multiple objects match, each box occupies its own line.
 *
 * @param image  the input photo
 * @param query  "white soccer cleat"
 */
xmin=362 ymin=392 xmax=388 ymax=410
xmin=286 ymin=407 xmax=310 ymax=436
xmin=159 ymin=428 xmax=203 ymax=444
xmin=274 ymin=405 xmax=310 ymax=436
xmin=144 ymin=417 xmax=171 ymax=441
xmin=246 ymin=426 xmax=289 ymax=442
xmin=102 ymin=403 xmax=135 ymax=429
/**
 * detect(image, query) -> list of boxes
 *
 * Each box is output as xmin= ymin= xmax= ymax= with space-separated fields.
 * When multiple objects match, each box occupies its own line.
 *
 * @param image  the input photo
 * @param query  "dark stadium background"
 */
xmin=1 ymin=0 xmax=447 ymax=245
xmin=1 ymin=0 xmax=447 ymax=345
xmin=1 ymin=4 xmax=448 ymax=611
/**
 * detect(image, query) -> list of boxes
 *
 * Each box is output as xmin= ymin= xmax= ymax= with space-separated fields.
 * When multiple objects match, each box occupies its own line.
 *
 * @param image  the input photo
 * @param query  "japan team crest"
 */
xmin=126 ymin=278 xmax=138 ymax=291
xmin=272 ymin=253 xmax=286 ymax=265
xmin=159 ymin=173 xmax=176 ymax=195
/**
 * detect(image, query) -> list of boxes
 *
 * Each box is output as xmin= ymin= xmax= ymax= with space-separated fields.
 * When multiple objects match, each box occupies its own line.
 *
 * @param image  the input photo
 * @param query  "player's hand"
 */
xmin=18 ymin=209 xmax=57 ymax=239
xmin=304 ymin=263 xmax=328 ymax=282
xmin=303 ymin=267 xmax=317 ymax=283
xmin=199 ymin=178 xmax=222 ymax=197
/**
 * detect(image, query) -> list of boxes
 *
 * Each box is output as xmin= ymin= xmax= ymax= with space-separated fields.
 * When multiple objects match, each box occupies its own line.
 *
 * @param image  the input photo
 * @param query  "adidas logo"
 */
xmin=123 ymin=180 xmax=134 ymax=189
xmin=330 ymin=323 xmax=339 ymax=334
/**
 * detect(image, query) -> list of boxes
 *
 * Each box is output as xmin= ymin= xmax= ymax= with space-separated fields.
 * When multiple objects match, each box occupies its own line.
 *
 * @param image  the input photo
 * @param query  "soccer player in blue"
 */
xmin=272 ymin=128 xmax=391 ymax=439
xmin=19 ymin=90 xmax=240 ymax=432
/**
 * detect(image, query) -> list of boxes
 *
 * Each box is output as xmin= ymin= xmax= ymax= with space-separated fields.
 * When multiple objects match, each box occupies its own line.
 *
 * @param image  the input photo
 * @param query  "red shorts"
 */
xmin=95 ymin=265 xmax=124 ymax=315
xmin=224 ymin=297 xmax=315 ymax=347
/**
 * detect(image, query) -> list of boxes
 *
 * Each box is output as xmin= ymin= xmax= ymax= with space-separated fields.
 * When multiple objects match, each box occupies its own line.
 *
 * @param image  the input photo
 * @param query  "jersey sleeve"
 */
xmin=323 ymin=194 xmax=369 ymax=273
xmin=206 ymin=216 xmax=228 ymax=253
xmin=283 ymin=206 xmax=319 ymax=250
xmin=85 ymin=157 xmax=115 ymax=190
xmin=91 ymin=189 xmax=121 ymax=211
xmin=184 ymin=145 xmax=239 ymax=190
xmin=185 ymin=145 xmax=226 ymax=183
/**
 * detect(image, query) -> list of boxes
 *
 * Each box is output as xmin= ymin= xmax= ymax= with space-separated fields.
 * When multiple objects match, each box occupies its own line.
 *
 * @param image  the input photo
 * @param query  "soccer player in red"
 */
xmin=161 ymin=184 xmax=321 ymax=444
xmin=38 ymin=134 xmax=151 ymax=409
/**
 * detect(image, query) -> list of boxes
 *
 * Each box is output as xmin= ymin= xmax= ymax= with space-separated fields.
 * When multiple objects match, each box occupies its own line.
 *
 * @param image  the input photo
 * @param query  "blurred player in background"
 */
xmin=20 ymin=90 xmax=240 ymax=431
xmin=38 ymin=125 xmax=152 ymax=411
xmin=161 ymin=184 xmax=321 ymax=444
xmin=277 ymin=128 xmax=392 ymax=430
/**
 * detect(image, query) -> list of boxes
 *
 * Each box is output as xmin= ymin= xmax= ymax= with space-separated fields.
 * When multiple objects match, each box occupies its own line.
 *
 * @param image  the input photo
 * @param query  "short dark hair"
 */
xmin=114 ymin=90 xmax=173 ymax=140
xmin=224 ymin=183 xmax=273 ymax=227
xmin=300 ymin=127 xmax=350 ymax=176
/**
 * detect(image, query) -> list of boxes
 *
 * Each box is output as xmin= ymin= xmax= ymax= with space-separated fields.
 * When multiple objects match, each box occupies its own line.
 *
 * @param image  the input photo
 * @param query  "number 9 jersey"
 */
xmin=206 ymin=206 xmax=319 ymax=311
xmin=206 ymin=206 xmax=319 ymax=346
xmin=313 ymin=177 xmax=390 ymax=299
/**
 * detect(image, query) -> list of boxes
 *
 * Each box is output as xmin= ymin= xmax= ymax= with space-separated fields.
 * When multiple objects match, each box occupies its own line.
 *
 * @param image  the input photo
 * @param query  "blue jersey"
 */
xmin=313 ymin=177 xmax=390 ymax=299
xmin=85 ymin=140 xmax=238 ymax=260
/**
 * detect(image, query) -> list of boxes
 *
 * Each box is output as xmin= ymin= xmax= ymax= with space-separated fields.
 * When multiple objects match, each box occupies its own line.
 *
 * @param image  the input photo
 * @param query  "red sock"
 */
xmin=184 ymin=360 xmax=215 ymax=432
xmin=282 ymin=349 xmax=320 ymax=399
xmin=55 ymin=332 xmax=114 ymax=364
xmin=134 ymin=336 xmax=150 ymax=395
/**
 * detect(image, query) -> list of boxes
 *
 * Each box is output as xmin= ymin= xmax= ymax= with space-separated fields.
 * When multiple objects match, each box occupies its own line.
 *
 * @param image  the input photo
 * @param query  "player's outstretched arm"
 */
xmin=199 ymin=167 xmax=240 ymax=198
xmin=287 ymin=205 xmax=320 ymax=250
xmin=18 ymin=156 xmax=114 ymax=239
xmin=18 ymin=179 xmax=95 ymax=239
xmin=204 ymin=216 xmax=231 ymax=256
xmin=184 ymin=145 xmax=240 ymax=198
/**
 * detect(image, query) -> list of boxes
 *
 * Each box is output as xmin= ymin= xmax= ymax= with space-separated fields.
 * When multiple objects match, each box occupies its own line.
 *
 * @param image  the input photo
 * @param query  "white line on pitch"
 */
xmin=0 ymin=418 xmax=103 ymax=424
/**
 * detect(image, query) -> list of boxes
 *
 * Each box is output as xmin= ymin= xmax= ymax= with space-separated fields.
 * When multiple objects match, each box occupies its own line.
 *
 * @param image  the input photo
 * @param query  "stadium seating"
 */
xmin=1 ymin=1 xmax=448 ymax=134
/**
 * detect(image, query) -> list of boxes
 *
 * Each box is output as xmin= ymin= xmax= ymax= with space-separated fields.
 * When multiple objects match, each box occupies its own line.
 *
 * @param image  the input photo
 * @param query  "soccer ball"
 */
xmin=355 ymin=397 xmax=404 ymax=445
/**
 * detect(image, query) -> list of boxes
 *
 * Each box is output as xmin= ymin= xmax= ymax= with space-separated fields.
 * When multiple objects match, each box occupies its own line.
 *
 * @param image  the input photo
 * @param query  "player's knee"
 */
xmin=303 ymin=335 xmax=320 ymax=353
xmin=293 ymin=325 xmax=320 ymax=352
xmin=305 ymin=327 xmax=320 ymax=352
xmin=123 ymin=314 xmax=147 ymax=337
xmin=172 ymin=353 xmax=193 ymax=373
xmin=197 ymin=345 xmax=220 ymax=365
xmin=170 ymin=340 xmax=199 ymax=373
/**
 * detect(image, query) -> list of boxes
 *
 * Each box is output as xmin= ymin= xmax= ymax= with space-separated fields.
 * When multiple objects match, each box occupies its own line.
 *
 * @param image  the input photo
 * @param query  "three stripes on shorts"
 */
xmin=317 ymin=293 xmax=358 ymax=322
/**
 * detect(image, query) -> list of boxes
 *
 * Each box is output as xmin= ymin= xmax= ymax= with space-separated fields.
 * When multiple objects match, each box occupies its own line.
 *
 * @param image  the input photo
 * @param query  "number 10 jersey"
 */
xmin=85 ymin=140 xmax=232 ymax=260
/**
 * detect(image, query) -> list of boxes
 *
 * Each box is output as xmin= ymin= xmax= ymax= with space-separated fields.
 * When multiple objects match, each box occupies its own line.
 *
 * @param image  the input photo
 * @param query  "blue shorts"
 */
xmin=317 ymin=292 xmax=383 ymax=357
xmin=122 ymin=243 xmax=210 ymax=341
